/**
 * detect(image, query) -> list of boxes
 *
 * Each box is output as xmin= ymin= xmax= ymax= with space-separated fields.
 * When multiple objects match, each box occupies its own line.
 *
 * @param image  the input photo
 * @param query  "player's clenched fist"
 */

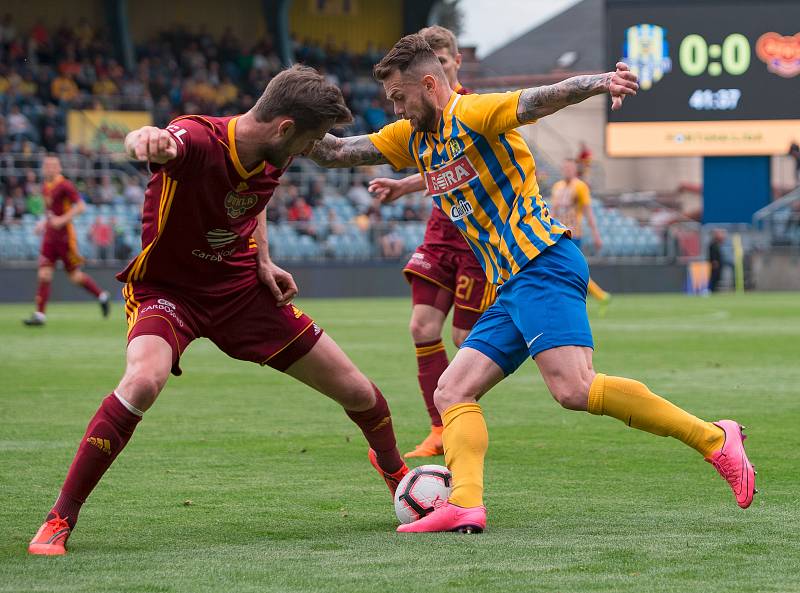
xmin=125 ymin=126 xmax=178 ymax=164
xmin=608 ymin=62 xmax=639 ymax=111
xmin=368 ymin=177 xmax=404 ymax=203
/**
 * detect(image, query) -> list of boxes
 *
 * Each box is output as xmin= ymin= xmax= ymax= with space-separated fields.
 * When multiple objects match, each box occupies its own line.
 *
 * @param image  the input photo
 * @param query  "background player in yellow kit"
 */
xmin=550 ymin=158 xmax=611 ymax=303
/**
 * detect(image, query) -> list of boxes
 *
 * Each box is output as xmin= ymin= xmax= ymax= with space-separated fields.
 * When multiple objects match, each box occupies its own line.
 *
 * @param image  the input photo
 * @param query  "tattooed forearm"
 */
xmin=517 ymin=73 xmax=612 ymax=123
xmin=307 ymin=134 xmax=389 ymax=168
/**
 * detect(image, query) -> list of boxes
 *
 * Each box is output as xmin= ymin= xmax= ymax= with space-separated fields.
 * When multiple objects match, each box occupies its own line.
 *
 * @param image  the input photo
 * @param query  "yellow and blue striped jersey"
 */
xmin=369 ymin=90 xmax=567 ymax=286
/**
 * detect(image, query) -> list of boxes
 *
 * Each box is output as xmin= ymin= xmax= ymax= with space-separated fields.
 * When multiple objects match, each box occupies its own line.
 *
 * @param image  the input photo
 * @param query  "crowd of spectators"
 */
xmin=0 ymin=14 xmax=428 ymax=243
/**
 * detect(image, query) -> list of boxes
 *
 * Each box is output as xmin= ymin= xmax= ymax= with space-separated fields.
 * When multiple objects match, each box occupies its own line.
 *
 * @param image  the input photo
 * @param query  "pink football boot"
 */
xmin=397 ymin=502 xmax=486 ymax=533
xmin=706 ymin=420 xmax=757 ymax=509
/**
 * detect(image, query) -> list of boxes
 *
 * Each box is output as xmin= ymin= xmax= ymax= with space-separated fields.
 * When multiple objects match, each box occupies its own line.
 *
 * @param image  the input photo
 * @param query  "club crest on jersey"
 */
xmin=447 ymin=138 xmax=463 ymax=158
xmin=224 ymin=191 xmax=258 ymax=218
xmin=424 ymin=155 xmax=478 ymax=196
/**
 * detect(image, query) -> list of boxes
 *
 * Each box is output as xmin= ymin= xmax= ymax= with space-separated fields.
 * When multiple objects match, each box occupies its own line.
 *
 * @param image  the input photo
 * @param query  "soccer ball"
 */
xmin=394 ymin=464 xmax=452 ymax=524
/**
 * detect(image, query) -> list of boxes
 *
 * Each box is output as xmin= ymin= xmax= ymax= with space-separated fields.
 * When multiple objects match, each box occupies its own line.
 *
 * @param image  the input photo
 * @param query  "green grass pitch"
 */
xmin=1 ymin=293 xmax=799 ymax=593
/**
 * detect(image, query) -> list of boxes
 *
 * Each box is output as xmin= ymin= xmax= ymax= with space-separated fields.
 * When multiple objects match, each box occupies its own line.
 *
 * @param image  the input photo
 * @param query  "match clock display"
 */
xmin=605 ymin=0 xmax=800 ymax=156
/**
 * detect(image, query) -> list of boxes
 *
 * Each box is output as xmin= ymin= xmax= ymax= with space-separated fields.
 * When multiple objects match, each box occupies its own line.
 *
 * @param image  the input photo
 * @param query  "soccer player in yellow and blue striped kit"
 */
xmin=309 ymin=34 xmax=756 ymax=533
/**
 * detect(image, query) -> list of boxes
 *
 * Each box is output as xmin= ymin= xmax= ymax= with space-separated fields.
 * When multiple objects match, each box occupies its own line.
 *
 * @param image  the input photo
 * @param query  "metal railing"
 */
xmin=752 ymin=187 xmax=800 ymax=248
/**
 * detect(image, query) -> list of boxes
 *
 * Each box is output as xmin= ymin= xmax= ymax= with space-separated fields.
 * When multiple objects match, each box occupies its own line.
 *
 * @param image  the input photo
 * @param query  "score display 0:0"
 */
xmin=679 ymin=33 xmax=751 ymax=76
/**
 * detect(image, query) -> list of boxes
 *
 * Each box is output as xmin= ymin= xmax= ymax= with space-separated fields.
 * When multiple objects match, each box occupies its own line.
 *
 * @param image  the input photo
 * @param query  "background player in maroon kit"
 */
xmin=28 ymin=66 xmax=409 ymax=555
xmin=368 ymin=27 xmax=493 ymax=458
xmin=23 ymin=155 xmax=109 ymax=326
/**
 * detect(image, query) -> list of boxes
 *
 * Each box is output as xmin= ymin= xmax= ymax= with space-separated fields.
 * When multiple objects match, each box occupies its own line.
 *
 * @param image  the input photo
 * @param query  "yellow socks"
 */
xmin=588 ymin=374 xmax=724 ymax=457
xmin=442 ymin=402 xmax=488 ymax=507
xmin=587 ymin=278 xmax=610 ymax=301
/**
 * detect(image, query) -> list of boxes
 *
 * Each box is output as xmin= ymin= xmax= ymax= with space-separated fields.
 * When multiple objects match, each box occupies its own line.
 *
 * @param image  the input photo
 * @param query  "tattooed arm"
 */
xmin=517 ymin=62 xmax=639 ymax=124
xmin=307 ymin=134 xmax=389 ymax=168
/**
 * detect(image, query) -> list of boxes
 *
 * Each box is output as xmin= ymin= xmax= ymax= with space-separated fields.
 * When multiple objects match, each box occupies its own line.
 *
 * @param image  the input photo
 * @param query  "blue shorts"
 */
xmin=461 ymin=236 xmax=593 ymax=376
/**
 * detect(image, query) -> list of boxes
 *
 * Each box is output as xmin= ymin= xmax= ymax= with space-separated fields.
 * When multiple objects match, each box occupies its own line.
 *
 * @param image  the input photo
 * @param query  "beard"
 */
xmin=411 ymin=100 xmax=439 ymax=132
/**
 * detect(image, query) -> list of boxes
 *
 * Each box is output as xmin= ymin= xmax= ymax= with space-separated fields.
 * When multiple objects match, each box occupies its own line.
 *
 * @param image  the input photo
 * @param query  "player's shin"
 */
xmin=345 ymin=384 xmax=404 ymax=473
xmin=78 ymin=274 xmax=103 ymax=298
xmin=588 ymin=374 xmax=724 ymax=457
xmin=36 ymin=279 xmax=51 ymax=314
xmin=442 ymin=403 xmax=488 ymax=507
xmin=49 ymin=392 xmax=142 ymax=529
xmin=415 ymin=339 xmax=448 ymax=426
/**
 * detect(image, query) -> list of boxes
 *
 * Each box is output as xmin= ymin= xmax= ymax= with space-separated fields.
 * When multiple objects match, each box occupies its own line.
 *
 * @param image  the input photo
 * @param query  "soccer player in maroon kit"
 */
xmin=28 ymin=66 xmax=409 ymax=555
xmin=368 ymin=27 xmax=494 ymax=458
xmin=23 ymin=155 xmax=110 ymax=326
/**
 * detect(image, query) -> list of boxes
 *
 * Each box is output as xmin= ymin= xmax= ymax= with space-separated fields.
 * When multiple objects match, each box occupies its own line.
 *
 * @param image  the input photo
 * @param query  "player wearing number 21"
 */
xmin=309 ymin=34 xmax=757 ymax=533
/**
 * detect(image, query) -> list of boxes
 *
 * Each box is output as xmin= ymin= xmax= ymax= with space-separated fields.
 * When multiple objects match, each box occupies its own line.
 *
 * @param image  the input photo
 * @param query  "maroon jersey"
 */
xmin=421 ymin=83 xmax=473 ymax=252
xmin=117 ymin=115 xmax=285 ymax=293
xmin=42 ymin=176 xmax=80 ymax=242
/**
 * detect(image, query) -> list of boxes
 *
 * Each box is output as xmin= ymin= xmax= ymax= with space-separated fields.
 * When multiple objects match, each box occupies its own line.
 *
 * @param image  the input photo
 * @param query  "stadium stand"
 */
xmin=1 ymin=17 xmax=675 ymax=265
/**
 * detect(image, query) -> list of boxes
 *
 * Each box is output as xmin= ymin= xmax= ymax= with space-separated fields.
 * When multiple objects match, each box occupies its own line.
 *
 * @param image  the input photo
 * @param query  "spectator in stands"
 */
xmin=96 ymin=175 xmax=116 ymax=204
xmin=111 ymin=216 xmax=131 ymax=261
xmin=92 ymin=73 xmax=118 ymax=100
xmin=346 ymin=178 xmax=373 ymax=211
xmin=305 ymin=175 xmax=326 ymax=208
xmin=402 ymin=204 xmax=421 ymax=221
xmin=379 ymin=222 xmax=405 ymax=259
xmin=51 ymin=72 xmax=80 ymax=105
xmin=363 ymin=98 xmax=388 ymax=132
xmin=122 ymin=175 xmax=144 ymax=206
xmin=708 ymin=228 xmax=728 ymax=293
xmin=0 ymin=13 xmax=17 ymax=46
xmin=89 ymin=215 xmax=113 ymax=261
xmin=1 ymin=196 xmax=18 ymax=226
xmin=24 ymin=168 xmax=44 ymax=216
xmin=287 ymin=196 xmax=317 ymax=239
xmin=576 ymin=141 xmax=592 ymax=179
xmin=326 ymin=207 xmax=346 ymax=237
xmin=789 ymin=141 xmax=800 ymax=185
xmin=0 ymin=115 xmax=8 ymax=146
xmin=7 ymin=105 xmax=35 ymax=143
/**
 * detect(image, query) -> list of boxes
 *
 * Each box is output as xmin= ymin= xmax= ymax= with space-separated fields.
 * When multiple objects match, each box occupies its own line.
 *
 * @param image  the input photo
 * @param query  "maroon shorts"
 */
xmin=123 ymin=280 xmax=323 ymax=376
xmin=403 ymin=243 xmax=496 ymax=330
xmin=40 ymin=232 xmax=84 ymax=273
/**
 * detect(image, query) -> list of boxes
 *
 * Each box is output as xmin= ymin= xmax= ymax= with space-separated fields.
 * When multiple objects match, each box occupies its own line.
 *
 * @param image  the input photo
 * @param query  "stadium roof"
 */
xmin=478 ymin=0 xmax=604 ymax=77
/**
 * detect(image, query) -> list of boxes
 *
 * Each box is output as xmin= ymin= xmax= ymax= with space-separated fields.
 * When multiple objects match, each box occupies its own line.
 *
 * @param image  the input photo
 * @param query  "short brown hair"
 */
xmin=418 ymin=25 xmax=458 ymax=57
xmin=253 ymin=65 xmax=352 ymax=131
xmin=373 ymin=34 xmax=443 ymax=81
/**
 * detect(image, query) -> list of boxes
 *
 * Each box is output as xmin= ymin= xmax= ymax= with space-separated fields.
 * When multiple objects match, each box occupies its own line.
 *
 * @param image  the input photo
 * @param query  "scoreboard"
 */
xmin=605 ymin=0 xmax=800 ymax=156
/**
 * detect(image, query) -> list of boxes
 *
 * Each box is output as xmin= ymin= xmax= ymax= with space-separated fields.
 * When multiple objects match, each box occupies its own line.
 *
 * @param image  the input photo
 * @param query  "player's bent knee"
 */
xmin=117 ymin=372 xmax=164 ymax=410
xmin=38 ymin=267 xmax=53 ymax=282
xmin=548 ymin=377 xmax=592 ymax=411
xmin=409 ymin=316 xmax=443 ymax=343
xmin=433 ymin=378 xmax=470 ymax=413
xmin=68 ymin=270 xmax=84 ymax=284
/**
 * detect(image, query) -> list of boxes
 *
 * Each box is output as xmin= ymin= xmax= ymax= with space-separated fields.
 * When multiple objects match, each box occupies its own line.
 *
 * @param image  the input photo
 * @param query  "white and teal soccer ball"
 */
xmin=394 ymin=464 xmax=452 ymax=524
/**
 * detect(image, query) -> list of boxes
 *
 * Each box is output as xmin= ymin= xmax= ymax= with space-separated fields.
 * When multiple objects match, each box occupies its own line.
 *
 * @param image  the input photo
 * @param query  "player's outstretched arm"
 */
xmin=517 ymin=62 xmax=639 ymax=123
xmin=307 ymin=134 xmax=389 ymax=168
xmin=125 ymin=126 xmax=178 ymax=164
xmin=368 ymin=174 xmax=426 ymax=203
